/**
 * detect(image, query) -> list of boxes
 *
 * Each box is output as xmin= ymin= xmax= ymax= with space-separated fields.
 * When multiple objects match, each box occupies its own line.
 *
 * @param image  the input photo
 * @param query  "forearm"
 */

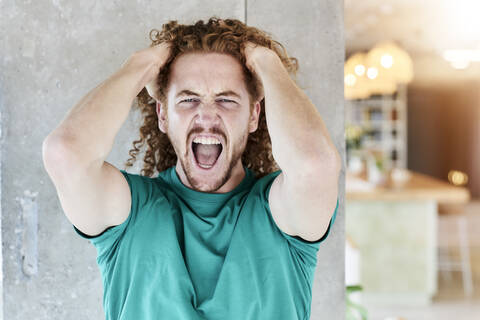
xmin=45 ymin=57 xmax=158 ymax=168
xmin=253 ymin=54 xmax=340 ymax=175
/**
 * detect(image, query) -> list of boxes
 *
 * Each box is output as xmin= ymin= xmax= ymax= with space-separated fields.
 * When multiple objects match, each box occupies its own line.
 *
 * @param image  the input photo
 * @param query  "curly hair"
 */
xmin=123 ymin=16 xmax=299 ymax=179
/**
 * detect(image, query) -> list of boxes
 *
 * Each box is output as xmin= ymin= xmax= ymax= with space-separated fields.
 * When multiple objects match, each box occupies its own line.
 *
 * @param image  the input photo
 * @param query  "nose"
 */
xmin=194 ymin=101 xmax=221 ymax=126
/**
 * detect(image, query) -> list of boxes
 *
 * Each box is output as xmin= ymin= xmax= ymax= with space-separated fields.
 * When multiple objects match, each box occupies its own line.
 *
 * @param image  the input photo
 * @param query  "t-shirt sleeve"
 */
xmin=72 ymin=169 xmax=152 ymax=263
xmin=260 ymin=170 xmax=339 ymax=266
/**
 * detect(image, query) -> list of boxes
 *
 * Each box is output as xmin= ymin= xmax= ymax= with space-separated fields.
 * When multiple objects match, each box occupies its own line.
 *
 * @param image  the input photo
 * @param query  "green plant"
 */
xmin=346 ymin=285 xmax=368 ymax=320
xmin=345 ymin=124 xmax=365 ymax=151
xmin=375 ymin=157 xmax=384 ymax=171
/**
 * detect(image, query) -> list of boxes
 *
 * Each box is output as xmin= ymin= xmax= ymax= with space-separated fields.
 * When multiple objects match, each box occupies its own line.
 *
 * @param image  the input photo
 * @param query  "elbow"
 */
xmin=42 ymin=134 xmax=88 ymax=176
xmin=42 ymin=135 xmax=71 ymax=176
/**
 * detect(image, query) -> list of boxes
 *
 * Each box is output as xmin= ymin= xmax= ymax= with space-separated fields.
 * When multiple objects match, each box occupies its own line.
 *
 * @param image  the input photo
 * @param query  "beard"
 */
xmin=168 ymin=125 xmax=249 ymax=193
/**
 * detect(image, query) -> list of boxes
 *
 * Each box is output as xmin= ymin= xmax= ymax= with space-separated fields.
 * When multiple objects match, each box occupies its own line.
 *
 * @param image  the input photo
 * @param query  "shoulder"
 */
xmin=248 ymin=169 xmax=282 ymax=201
xmin=119 ymin=169 xmax=171 ymax=204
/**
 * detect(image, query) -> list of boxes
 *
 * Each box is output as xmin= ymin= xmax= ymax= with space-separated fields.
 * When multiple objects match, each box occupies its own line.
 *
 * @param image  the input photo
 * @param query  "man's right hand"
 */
xmin=119 ymin=41 xmax=172 ymax=101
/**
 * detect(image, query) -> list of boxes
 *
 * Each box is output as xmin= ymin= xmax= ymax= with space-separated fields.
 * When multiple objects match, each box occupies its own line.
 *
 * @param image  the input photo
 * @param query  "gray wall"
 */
xmin=1 ymin=1 xmax=345 ymax=319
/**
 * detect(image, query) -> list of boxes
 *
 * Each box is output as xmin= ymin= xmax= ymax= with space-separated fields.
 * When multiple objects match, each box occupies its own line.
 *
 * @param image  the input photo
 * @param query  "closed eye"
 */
xmin=218 ymin=99 xmax=235 ymax=103
xmin=179 ymin=98 xmax=237 ymax=104
xmin=181 ymin=98 xmax=199 ymax=103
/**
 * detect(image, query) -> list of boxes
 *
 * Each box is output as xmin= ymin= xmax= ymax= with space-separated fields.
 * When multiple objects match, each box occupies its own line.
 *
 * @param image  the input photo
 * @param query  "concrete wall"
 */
xmin=0 ymin=1 xmax=345 ymax=319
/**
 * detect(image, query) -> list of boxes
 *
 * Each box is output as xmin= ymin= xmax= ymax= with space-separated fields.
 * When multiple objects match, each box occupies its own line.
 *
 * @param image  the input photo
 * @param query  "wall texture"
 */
xmin=1 ymin=1 xmax=344 ymax=319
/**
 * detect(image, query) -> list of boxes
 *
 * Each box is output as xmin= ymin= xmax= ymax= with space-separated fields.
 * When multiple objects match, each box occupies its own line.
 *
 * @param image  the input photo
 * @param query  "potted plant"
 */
xmin=346 ymin=285 xmax=368 ymax=320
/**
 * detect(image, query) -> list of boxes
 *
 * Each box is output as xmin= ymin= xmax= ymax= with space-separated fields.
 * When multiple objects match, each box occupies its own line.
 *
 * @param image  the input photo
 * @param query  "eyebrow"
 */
xmin=175 ymin=89 xmax=241 ymax=100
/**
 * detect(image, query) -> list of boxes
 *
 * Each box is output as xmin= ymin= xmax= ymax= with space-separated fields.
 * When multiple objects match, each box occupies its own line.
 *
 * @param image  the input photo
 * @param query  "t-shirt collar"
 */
xmin=168 ymin=165 xmax=255 ymax=203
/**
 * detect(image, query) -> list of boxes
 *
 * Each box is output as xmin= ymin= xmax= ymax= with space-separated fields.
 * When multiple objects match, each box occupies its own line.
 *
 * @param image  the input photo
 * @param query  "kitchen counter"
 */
xmin=345 ymin=170 xmax=471 ymax=306
xmin=346 ymin=170 xmax=470 ymax=203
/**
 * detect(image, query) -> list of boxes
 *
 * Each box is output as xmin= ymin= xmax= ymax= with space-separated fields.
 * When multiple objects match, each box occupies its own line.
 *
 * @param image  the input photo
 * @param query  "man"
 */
xmin=42 ymin=17 xmax=340 ymax=320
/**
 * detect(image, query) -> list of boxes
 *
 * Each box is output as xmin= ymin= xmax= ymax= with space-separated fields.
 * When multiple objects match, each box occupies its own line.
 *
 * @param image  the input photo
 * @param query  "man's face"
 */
xmin=156 ymin=52 xmax=261 ymax=192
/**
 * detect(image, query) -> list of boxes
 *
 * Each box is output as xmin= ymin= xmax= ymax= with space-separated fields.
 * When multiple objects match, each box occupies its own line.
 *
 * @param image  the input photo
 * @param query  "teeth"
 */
xmin=193 ymin=136 xmax=221 ymax=145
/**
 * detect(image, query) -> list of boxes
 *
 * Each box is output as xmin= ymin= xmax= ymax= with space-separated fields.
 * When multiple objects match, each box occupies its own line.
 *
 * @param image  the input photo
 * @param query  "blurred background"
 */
xmin=343 ymin=0 xmax=480 ymax=319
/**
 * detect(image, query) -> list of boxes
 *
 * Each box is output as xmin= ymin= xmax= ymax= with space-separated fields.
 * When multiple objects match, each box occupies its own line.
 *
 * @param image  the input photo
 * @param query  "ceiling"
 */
xmin=345 ymin=0 xmax=480 ymax=85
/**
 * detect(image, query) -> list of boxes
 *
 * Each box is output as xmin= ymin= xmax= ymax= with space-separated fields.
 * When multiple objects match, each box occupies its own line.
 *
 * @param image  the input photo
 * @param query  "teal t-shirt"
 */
xmin=73 ymin=165 xmax=338 ymax=320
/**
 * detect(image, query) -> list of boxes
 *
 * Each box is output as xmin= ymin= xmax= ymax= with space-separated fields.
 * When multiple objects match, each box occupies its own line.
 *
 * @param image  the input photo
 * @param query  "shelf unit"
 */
xmin=345 ymin=84 xmax=408 ymax=170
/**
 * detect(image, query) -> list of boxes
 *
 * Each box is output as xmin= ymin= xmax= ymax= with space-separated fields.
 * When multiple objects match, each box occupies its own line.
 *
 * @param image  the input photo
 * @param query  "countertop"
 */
xmin=346 ymin=170 xmax=470 ymax=203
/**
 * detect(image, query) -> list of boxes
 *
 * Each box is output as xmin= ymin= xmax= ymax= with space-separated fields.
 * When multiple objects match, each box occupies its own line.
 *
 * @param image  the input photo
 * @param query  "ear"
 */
xmin=156 ymin=101 xmax=167 ymax=133
xmin=248 ymin=100 xmax=262 ymax=133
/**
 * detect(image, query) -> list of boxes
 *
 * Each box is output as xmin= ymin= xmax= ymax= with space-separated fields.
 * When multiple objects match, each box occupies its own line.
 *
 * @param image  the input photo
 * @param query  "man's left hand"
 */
xmin=243 ymin=41 xmax=280 ymax=100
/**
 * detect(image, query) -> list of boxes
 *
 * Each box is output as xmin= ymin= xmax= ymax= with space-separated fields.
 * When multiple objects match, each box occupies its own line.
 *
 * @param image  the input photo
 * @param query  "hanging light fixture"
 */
xmin=344 ymin=42 xmax=414 ymax=99
xmin=366 ymin=41 xmax=414 ymax=83
xmin=364 ymin=64 xmax=397 ymax=96
xmin=344 ymin=52 xmax=371 ymax=99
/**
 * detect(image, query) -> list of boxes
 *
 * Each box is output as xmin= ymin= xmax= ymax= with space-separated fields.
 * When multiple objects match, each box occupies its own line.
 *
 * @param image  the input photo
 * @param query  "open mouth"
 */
xmin=191 ymin=140 xmax=224 ymax=170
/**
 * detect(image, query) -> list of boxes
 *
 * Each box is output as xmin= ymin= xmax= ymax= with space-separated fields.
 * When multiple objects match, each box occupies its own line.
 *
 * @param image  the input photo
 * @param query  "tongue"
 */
xmin=195 ymin=144 xmax=221 ymax=166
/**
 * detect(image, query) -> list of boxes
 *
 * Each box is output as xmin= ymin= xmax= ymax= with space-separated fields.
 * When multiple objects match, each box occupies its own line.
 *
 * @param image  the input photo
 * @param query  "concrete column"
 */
xmin=247 ymin=1 xmax=345 ymax=318
xmin=1 ymin=1 xmax=344 ymax=318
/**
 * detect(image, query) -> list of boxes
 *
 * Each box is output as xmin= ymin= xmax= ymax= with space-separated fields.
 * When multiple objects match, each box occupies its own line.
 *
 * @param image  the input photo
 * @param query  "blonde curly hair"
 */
xmin=124 ymin=16 xmax=299 ymax=179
